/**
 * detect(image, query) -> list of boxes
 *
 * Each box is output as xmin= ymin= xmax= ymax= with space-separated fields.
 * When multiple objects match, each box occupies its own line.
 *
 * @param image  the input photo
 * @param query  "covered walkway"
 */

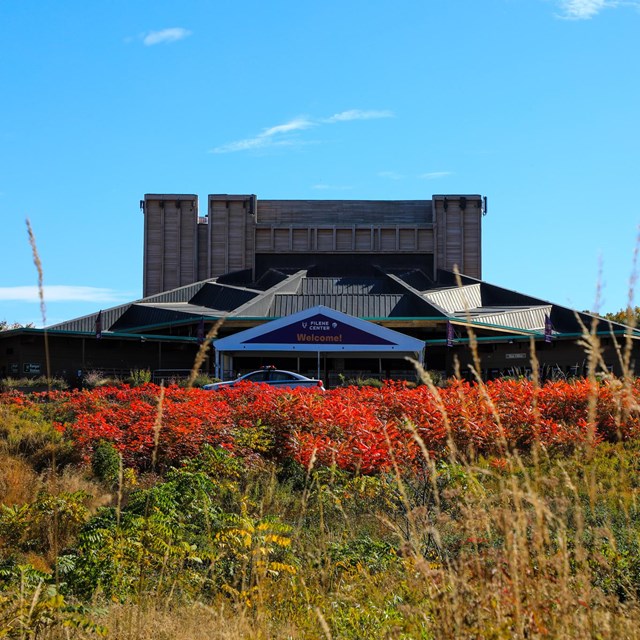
xmin=212 ymin=305 xmax=426 ymax=382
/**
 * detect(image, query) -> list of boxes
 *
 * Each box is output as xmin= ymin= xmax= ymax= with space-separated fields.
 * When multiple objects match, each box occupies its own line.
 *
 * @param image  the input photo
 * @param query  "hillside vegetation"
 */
xmin=1 ymin=375 xmax=640 ymax=639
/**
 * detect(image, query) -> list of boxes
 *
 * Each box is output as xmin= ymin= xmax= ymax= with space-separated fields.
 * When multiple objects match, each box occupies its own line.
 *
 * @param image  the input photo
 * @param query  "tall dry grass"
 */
xmin=26 ymin=218 xmax=51 ymax=389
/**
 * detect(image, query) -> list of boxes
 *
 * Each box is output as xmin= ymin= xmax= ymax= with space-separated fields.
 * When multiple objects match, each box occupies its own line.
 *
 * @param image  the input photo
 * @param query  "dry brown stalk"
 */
xmin=187 ymin=318 xmax=225 ymax=389
xmin=151 ymin=383 xmax=165 ymax=473
xmin=25 ymin=218 xmax=51 ymax=388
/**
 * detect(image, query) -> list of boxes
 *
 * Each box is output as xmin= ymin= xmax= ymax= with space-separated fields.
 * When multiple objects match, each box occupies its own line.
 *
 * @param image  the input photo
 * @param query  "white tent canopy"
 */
xmin=213 ymin=305 xmax=425 ymax=378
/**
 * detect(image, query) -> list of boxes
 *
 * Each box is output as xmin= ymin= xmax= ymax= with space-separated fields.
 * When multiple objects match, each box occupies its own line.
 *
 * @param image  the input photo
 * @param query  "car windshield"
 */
xmin=270 ymin=371 xmax=298 ymax=381
xmin=241 ymin=371 xmax=269 ymax=382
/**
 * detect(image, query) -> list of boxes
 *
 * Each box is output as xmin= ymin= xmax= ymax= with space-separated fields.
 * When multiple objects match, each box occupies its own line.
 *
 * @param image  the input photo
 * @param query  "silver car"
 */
xmin=203 ymin=368 xmax=325 ymax=391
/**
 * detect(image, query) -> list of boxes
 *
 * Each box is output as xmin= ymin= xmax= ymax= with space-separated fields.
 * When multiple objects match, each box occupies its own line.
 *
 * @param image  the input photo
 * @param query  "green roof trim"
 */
xmin=231 ymin=315 xmax=451 ymax=322
xmin=120 ymin=315 xmax=454 ymax=333
xmin=103 ymin=331 xmax=201 ymax=343
xmin=424 ymin=329 xmax=638 ymax=346
xmin=1 ymin=327 xmax=201 ymax=343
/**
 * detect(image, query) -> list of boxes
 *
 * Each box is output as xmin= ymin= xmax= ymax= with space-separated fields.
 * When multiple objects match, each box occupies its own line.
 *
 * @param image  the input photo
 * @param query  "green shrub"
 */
xmin=0 ymin=489 xmax=91 ymax=557
xmin=127 ymin=369 xmax=151 ymax=386
xmin=0 ymin=376 xmax=68 ymax=391
xmin=62 ymin=448 xmax=295 ymax=603
xmin=0 ymin=405 xmax=79 ymax=471
xmin=177 ymin=373 xmax=219 ymax=388
xmin=91 ymin=441 xmax=121 ymax=487
xmin=0 ymin=578 xmax=106 ymax=638
xmin=348 ymin=377 xmax=384 ymax=388
xmin=328 ymin=536 xmax=399 ymax=574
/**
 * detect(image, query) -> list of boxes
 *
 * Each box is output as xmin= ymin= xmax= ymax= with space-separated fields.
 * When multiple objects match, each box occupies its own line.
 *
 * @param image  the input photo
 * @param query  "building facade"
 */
xmin=141 ymin=194 xmax=484 ymax=296
xmin=1 ymin=192 xmax=637 ymax=385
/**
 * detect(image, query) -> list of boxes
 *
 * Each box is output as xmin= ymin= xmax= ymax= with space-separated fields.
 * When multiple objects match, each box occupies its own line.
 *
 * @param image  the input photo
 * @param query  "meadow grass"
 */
xmin=2 ymin=380 xmax=640 ymax=638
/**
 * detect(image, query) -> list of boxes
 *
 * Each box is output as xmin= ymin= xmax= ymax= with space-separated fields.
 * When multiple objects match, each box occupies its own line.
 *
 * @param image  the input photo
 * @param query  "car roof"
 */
xmin=244 ymin=369 xmax=307 ymax=378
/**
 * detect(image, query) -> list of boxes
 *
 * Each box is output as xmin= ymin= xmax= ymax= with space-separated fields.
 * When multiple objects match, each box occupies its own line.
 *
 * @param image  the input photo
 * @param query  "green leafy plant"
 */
xmin=91 ymin=441 xmax=121 ymax=487
xmin=0 ymin=567 xmax=106 ymax=637
xmin=0 ymin=490 xmax=91 ymax=559
xmin=0 ymin=376 xmax=68 ymax=391
xmin=181 ymin=373 xmax=220 ymax=388
xmin=127 ymin=369 xmax=152 ymax=387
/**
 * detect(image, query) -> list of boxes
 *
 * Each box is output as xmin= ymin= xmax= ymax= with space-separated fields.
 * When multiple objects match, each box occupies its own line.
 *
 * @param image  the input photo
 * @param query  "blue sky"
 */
xmin=1 ymin=0 xmax=639 ymax=327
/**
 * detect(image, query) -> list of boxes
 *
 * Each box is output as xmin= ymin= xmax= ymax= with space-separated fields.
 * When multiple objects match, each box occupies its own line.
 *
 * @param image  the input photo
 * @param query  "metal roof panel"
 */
xmin=453 ymin=305 xmax=552 ymax=331
xmin=423 ymin=284 xmax=482 ymax=312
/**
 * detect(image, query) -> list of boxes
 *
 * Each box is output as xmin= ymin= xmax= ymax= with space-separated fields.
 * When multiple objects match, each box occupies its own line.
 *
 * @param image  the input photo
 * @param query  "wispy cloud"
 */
xmin=555 ymin=0 xmax=617 ymax=19
xmin=211 ymin=117 xmax=314 ymax=153
xmin=143 ymin=28 xmax=192 ymax=46
xmin=261 ymin=119 xmax=313 ymax=136
xmin=325 ymin=109 xmax=394 ymax=123
xmin=420 ymin=171 xmax=453 ymax=180
xmin=211 ymin=109 xmax=394 ymax=154
xmin=0 ymin=286 xmax=133 ymax=303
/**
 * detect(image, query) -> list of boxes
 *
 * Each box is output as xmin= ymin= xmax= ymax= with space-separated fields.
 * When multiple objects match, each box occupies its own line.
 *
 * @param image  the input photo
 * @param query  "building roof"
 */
xmin=46 ymin=266 xmax=635 ymax=341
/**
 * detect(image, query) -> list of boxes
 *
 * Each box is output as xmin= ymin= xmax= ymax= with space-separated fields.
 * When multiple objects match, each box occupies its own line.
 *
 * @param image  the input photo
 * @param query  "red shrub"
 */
xmin=2 ymin=377 xmax=640 ymax=474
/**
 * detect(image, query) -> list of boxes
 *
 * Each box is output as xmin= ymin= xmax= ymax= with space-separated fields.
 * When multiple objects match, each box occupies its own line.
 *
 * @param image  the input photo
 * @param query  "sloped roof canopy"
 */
xmin=46 ymin=264 xmax=637 ymax=342
xmin=214 ymin=305 xmax=425 ymax=354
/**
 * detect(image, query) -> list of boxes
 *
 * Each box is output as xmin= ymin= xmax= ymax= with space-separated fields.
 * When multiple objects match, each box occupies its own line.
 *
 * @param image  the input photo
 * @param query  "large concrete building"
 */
xmin=140 ymin=193 xmax=483 ymax=296
xmin=1 ymin=193 xmax=637 ymax=385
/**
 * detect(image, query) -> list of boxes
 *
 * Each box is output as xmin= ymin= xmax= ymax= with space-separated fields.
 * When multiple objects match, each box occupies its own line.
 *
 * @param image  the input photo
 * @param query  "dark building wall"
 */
xmin=0 ymin=332 xmax=206 ymax=380
xmin=254 ymin=253 xmax=435 ymax=279
xmin=437 ymin=338 xmax=633 ymax=378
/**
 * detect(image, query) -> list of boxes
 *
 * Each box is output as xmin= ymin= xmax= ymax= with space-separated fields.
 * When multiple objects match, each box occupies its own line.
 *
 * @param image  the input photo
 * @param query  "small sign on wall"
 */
xmin=505 ymin=353 xmax=527 ymax=360
xmin=23 ymin=363 xmax=41 ymax=374
xmin=9 ymin=363 xmax=19 ymax=374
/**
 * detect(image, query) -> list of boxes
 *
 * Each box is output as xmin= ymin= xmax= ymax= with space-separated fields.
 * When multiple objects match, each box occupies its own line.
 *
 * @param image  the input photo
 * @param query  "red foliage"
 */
xmin=2 ymin=377 xmax=640 ymax=474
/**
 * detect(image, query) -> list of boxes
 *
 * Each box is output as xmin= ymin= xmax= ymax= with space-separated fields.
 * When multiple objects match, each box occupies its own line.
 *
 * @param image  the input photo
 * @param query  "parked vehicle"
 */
xmin=203 ymin=367 xmax=325 ymax=391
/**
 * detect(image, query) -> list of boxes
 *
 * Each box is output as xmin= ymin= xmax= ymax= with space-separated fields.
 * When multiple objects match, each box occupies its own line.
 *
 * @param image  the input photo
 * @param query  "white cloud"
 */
xmin=420 ymin=171 xmax=453 ymax=180
xmin=143 ymin=28 xmax=192 ymax=46
xmin=211 ymin=117 xmax=314 ymax=153
xmin=325 ymin=109 xmax=394 ymax=123
xmin=0 ymin=286 xmax=133 ymax=303
xmin=261 ymin=118 xmax=314 ymax=136
xmin=211 ymin=109 xmax=393 ymax=154
xmin=555 ymin=0 xmax=615 ymax=18
xmin=211 ymin=137 xmax=295 ymax=154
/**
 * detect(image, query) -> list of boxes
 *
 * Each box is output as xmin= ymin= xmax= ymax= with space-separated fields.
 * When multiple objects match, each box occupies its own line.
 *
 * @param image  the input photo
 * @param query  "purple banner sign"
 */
xmin=446 ymin=321 xmax=455 ymax=347
xmin=544 ymin=315 xmax=553 ymax=343
xmin=245 ymin=313 xmax=395 ymax=346
xmin=95 ymin=310 xmax=103 ymax=340
xmin=197 ymin=317 xmax=205 ymax=344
